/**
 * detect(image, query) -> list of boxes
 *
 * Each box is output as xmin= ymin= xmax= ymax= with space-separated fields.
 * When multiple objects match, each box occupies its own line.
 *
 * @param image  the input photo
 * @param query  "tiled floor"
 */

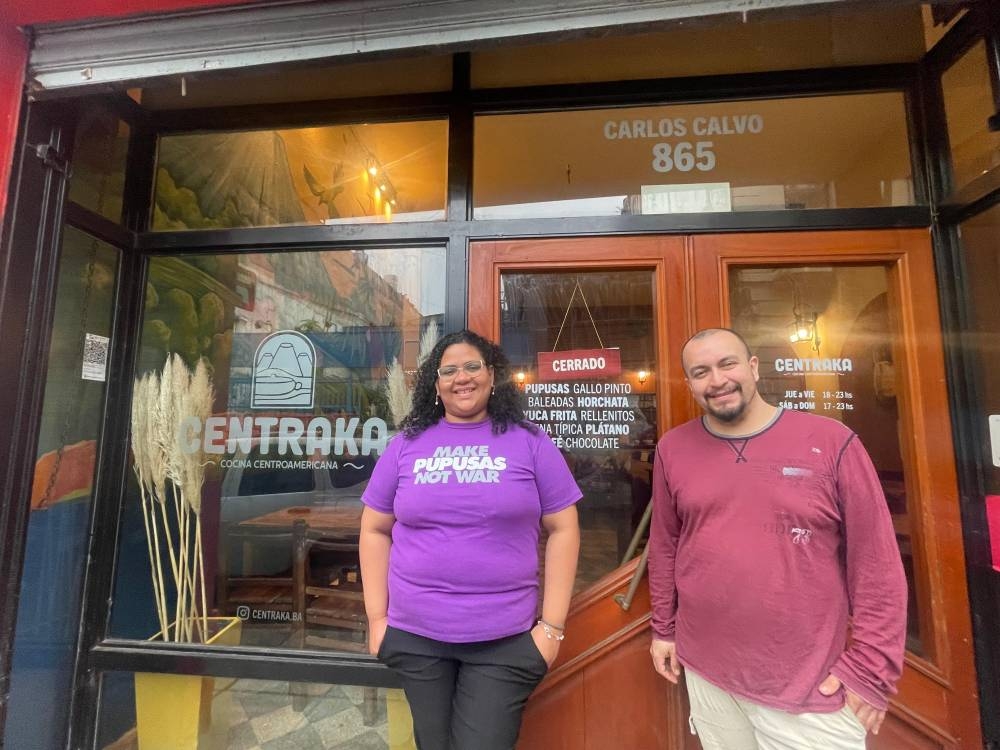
xmin=221 ymin=679 xmax=392 ymax=750
xmin=103 ymin=679 xmax=401 ymax=750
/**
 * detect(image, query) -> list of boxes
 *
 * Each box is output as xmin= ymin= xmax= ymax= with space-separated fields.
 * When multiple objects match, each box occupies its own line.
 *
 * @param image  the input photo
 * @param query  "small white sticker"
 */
xmin=640 ymin=182 xmax=731 ymax=214
xmin=81 ymin=333 xmax=110 ymax=382
xmin=990 ymin=415 xmax=1000 ymax=468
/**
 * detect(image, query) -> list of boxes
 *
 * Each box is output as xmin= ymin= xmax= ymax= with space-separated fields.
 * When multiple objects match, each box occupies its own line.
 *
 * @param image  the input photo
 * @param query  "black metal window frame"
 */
xmin=917 ymin=5 xmax=1000 ymax=748
xmin=0 ymin=98 xmax=80 ymax=746
xmin=15 ymin=50 xmax=957 ymax=750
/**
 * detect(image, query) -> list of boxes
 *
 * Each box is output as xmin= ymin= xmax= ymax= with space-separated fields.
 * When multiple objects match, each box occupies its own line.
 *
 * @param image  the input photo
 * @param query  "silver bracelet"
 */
xmin=537 ymin=619 xmax=566 ymax=641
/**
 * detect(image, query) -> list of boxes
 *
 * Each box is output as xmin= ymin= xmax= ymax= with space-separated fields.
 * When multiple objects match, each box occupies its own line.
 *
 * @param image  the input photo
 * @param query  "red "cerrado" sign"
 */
xmin=537 ymin=348 xmax=621 ymax=381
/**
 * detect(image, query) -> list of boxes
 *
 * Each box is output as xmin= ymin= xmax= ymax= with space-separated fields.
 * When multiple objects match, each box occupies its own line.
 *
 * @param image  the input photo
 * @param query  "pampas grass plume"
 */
xmin=146 ymin=371 xmax=167 ymax=502
xmin=418 ymin=320 xmax=439 ymax=366
xmin=385 ymin=358 xmax=411 ymax=429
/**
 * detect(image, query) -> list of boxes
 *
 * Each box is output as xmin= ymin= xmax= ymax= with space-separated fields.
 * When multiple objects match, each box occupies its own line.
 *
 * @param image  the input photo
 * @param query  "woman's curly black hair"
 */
xmin=400 ymin=329 xmax=535 ymax=438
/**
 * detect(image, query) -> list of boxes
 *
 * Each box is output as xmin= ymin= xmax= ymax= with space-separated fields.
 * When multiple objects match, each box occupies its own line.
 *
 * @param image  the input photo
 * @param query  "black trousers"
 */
xmin=378 ymin=625 xmax=549 ymax=750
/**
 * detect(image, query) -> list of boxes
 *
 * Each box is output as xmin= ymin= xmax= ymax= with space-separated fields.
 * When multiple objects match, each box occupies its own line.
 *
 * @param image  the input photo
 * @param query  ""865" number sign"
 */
xmin=651 ymin=141 xmax=715 ymax=173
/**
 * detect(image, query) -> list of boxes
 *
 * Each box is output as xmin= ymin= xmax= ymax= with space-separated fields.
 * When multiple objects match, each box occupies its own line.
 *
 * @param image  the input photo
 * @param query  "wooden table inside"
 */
xmin=240 ymin=505 xmax=363 ymax=539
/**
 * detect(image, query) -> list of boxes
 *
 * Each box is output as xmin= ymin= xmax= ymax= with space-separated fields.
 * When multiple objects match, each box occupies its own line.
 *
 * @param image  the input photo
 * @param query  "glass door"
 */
xmin=4 ymin=229 xmax=121 ymax=750
xmin=692 ymin=230 xmax=980 ymax=750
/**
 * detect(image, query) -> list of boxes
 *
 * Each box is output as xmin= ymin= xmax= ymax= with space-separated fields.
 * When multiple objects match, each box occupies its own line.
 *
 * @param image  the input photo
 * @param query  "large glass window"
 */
xmin=109 ymin=247 xmax=445 ymax=655
xmin=3 ymin=228 xmax=120 ymax=750
xmin=152 ymin=120 xmax=448 ymax=230
xmin=499 ymin=270 xmax=657 ymax=592
xmin=942 ymin=40 xmax=1000 ymax=199
xmin=474 ymin=93 xmax=913 ymax=219
xmin=729 ymin=263 xmax=926 ymax=654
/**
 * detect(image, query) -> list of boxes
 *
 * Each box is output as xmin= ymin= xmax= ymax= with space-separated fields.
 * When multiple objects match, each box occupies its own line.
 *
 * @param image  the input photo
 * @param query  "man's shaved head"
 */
xmin=681 ymin=328 xmax=752 ymax=369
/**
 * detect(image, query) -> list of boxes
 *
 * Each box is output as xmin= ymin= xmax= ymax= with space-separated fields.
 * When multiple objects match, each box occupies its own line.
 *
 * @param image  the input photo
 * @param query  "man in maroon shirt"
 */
xmin=648 ymin=328 xmax=907 ymax=748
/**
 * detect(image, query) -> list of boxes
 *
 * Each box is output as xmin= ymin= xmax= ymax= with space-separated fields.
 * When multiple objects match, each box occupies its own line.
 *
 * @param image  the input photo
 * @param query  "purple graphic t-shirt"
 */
xmin=362 ymin=419 xmax=581 ymax=643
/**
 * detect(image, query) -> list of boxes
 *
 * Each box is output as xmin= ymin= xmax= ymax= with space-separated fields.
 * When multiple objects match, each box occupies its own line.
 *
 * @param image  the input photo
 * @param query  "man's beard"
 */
xmin=705 ymin=386 xmax=747 ymax=423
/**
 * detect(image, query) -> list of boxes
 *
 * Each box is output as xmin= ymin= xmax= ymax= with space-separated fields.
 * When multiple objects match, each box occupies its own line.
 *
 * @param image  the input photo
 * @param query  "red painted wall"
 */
xmin=0 ymin=23 xmax=29 ymax=221
xmin=0 ymin=0 xmax=245 ymax=221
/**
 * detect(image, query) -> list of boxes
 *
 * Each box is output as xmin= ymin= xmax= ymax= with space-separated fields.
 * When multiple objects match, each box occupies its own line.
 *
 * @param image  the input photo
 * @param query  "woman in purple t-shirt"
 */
xmin=360 ymin=329 xmax=581 ymax=750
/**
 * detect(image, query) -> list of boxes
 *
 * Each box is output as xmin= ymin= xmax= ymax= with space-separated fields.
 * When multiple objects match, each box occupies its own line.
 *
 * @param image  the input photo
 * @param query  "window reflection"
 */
xmin=729 ymin=264 xmax=924 ymax=654
xmin=942 ymin=40 xmax=1000 ymax=199
xmin=68 ymin=105 xmax=128 ymax=224
xmin=111 ymin=247 xmax=445 ymax=654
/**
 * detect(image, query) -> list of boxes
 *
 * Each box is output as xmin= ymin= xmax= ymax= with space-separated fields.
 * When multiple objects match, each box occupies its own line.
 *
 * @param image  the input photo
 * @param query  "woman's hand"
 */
xmin=535 ymin=505 xmax=578 ymax=669
xmin=530 ymin=622 xmax=561 ymax=667
xmin=360 ymin=507 xmax=394 ymax=658
xmin=368 ymin=615 xmax=389 ymax=656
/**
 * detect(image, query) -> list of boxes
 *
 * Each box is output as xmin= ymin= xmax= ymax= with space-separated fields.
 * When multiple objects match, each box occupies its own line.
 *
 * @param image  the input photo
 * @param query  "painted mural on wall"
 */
xmin=152 ymin=121 xmax=448 ymax=230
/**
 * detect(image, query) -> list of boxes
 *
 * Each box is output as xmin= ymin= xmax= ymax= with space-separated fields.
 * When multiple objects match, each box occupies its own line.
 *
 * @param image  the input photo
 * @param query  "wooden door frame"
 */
xmin=471 ymin=229 xmax=980 ymax=750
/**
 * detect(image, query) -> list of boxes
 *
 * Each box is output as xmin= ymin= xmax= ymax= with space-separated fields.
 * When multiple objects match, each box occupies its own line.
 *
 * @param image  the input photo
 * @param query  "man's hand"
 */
xmin=818 ymin=674 xmax=886 ymax=735
xmin=650 ymin=638 xmax=682 ymax=683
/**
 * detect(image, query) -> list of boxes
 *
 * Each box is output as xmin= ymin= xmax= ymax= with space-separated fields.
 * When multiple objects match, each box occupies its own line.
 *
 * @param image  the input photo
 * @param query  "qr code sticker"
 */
xmin=82 ymin=333 xmax=110 ymax=382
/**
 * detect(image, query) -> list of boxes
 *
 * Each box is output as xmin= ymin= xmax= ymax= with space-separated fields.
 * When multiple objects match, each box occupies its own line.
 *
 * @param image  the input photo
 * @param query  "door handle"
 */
xmin=615 ymin=500 xmax=653 ymax=611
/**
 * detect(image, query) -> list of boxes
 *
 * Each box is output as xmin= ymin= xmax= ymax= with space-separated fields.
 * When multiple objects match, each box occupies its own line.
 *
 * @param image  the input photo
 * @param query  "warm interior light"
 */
xmin=516 ymin=371 xmax=526 ymax=383
xmin=788 ymin=307 xmax=821 ymax=353
xmin=637 ymin=370 xmax=648 ymax=384
xmin=361 ymin=147 xmax=398 ymax=218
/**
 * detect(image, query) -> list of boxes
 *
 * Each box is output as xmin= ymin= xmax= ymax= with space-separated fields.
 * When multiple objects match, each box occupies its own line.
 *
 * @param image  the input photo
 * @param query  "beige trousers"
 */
xmin=685 ymin=669 xmax=868 ymax=750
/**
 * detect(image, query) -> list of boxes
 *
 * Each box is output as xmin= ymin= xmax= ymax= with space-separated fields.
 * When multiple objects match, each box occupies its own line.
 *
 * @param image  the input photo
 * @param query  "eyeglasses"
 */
xmin=437 ymin=360 xmax=487 ymax=380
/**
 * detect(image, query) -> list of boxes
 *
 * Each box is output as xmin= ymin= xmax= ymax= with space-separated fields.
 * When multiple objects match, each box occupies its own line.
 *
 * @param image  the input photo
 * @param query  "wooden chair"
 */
xmin=216 ymin=523 xmax=297 ymax=617
xmin=292 ymin=521 xmax=367 ymax=651
xmin=290 ymin=519 xmax=377 ymax=723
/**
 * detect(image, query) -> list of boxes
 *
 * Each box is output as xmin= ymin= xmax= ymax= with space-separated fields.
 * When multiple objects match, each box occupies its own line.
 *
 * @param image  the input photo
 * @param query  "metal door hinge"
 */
xmin=28 ymin=142 xmax=71 ymax=177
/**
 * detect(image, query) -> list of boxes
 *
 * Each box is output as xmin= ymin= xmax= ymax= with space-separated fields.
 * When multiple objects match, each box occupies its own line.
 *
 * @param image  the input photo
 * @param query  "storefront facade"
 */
xmin=1 ymin=1 xmax=998 ymax=748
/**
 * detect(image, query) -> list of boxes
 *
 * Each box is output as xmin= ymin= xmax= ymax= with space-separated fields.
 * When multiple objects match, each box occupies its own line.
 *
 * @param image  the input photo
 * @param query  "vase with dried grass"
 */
xmin=129 ymin=354 xmax=241 ymax=749
xmin=130 ymin=353 xmax=219 ymax=643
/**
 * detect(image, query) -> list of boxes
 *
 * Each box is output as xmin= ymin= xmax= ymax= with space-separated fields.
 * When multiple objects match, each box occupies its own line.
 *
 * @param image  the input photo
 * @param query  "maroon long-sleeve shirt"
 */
xmin=648 ymin=409 xmax=907 ymax=712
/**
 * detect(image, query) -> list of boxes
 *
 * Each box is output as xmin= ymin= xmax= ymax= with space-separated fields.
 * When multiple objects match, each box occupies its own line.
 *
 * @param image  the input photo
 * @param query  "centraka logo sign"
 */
xmin=251 ymin=331 xmax=316 ymax=409
xmin=178 ymin=330 xmax=388 ymax=463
